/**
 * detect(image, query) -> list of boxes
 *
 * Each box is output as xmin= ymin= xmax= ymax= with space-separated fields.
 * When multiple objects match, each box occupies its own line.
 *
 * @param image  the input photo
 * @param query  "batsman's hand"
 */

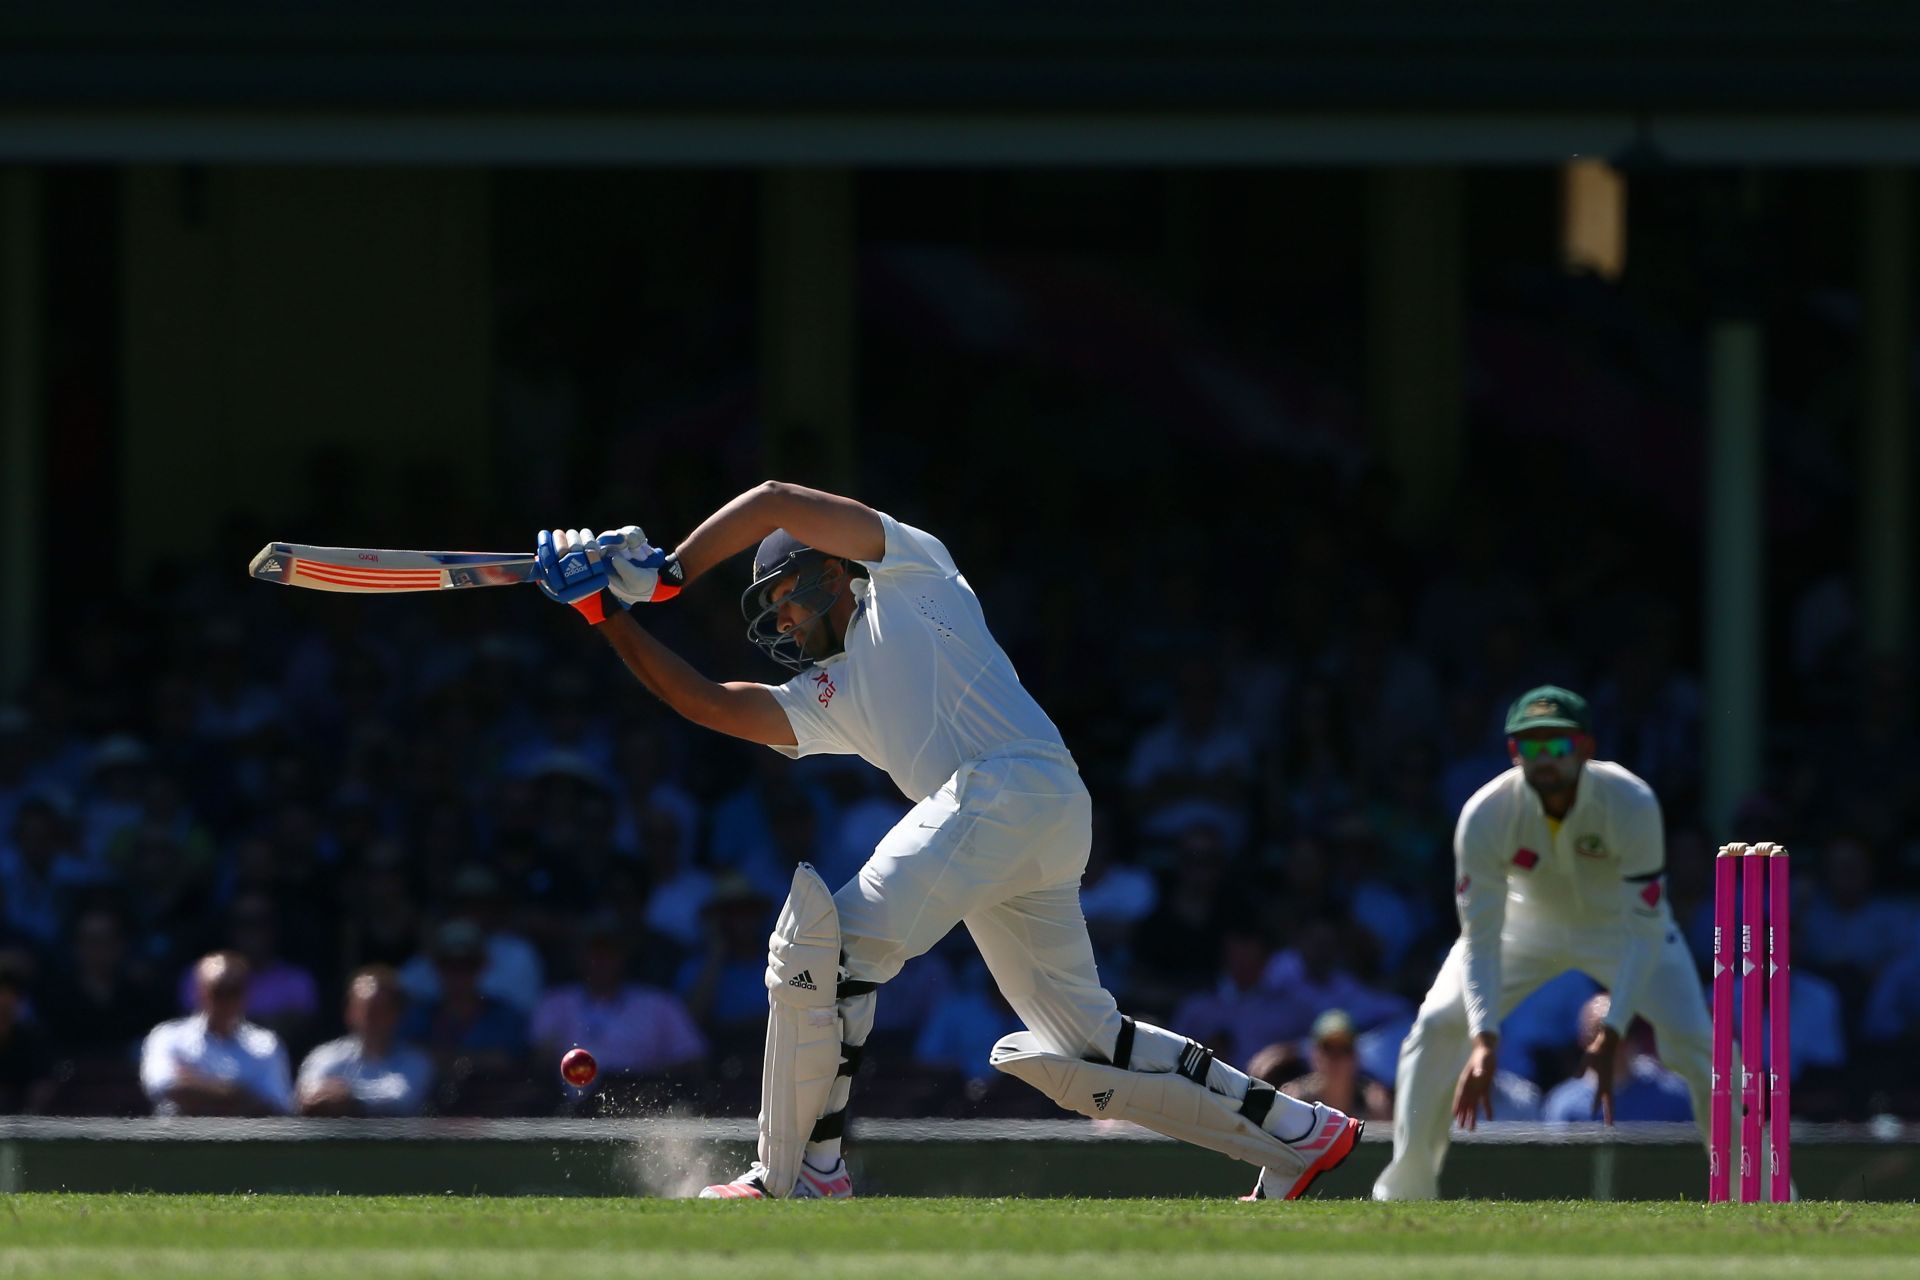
xmin=1581 ymin=1024 xmax=1622 ymax=1125
xmin=1452 ymin=1034 xmax=1499 ymax=1131
xmin=536 ymin=527 xmax=614 ymax=624
xmin=599 ymin=525 xmax=684 ymax=605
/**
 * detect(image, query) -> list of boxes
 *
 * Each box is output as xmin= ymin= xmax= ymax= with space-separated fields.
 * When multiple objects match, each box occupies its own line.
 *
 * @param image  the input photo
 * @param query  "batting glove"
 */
xmin=535 ymin=527 xmax=614 ymax=624
xmin=599 ymin=525 xmax=685 ymax=605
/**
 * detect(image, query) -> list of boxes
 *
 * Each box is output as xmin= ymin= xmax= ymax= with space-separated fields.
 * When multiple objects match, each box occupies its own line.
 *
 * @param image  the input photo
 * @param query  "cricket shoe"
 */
xmin=698 ymin=1158 xmax=854 ymax=1200
xmin=1240 ymin=1104 xmax=1365 ymax=1201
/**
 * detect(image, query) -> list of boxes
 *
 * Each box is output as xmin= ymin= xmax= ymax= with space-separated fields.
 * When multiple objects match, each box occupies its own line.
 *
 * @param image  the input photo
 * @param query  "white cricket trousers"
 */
xmin=1372 ymin=929 xmax=1714 ymax=1200
xmin=833 ymin=740 xmax=1125 ymax=1061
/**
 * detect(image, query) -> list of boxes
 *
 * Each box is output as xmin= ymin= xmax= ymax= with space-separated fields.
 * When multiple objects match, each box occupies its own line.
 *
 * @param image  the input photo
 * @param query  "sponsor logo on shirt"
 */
xmin=1575 ymin=834 xmax=1608 ymax=858
xmin=1456 ymin=875 xmax=1471 ymax=896
xmin=813 ymin=672 xmax=836 ymax=706
xmin=1512 ymin=848 xmax=1540 ymax=870
xmin=1639 ymin=880 xmax=1664 ymax=909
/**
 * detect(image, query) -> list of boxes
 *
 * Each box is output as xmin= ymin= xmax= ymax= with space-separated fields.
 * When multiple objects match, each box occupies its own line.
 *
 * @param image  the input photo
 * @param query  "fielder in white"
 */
xmin=1372 ymin=685 xmax=1714 ymax=1200
xmin=530 ymin=482 xmax=1363 ymax=1200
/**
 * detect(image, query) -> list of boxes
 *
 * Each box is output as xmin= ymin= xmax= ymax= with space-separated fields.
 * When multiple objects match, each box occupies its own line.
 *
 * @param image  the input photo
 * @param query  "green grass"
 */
xmin=3 ymin=1196 xmax=1916 ymax=1279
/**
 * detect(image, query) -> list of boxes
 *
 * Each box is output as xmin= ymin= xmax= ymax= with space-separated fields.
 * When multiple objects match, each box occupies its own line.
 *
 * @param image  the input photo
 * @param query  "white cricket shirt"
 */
xmin=764 ymin=513 xmax=1068 ymax=803
xmin=1453 ymin=760 xmax=1671 ymax=1039
xmin=140 ymin=1014 xmax=295 ymax=1115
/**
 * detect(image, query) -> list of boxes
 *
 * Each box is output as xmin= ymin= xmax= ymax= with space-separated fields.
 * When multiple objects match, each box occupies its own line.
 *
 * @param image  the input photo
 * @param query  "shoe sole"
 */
xmin=1282 ymin=1117 xmax=1365 ymax=1201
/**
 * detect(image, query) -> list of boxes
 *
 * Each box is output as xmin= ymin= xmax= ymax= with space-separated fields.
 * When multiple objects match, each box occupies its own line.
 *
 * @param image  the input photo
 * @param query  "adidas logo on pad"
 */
xmin=788 ymin=970 xmax=818 ymax=991
xmin=1092 ymin=1089 xmax=1115 ymax=1112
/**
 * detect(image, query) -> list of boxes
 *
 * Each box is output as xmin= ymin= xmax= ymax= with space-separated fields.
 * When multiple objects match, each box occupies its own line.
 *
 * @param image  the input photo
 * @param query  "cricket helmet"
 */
xmin=741 ymin=529 xmax=851 ymax=672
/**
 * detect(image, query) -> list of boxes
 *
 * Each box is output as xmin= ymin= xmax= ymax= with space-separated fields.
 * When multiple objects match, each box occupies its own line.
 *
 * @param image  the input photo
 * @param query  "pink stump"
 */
xmin=1740 ymin=848 xmax=1765 ymax=1203
xmin=1710 ymin=846 xmax=1737 ymax=1203
xmin=1769 ymin=847 xmax=1791 ymax=1202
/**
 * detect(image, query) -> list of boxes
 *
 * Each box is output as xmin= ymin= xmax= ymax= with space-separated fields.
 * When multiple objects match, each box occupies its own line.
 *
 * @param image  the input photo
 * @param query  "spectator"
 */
xmin=399 ymin=865 xmax=543 ymax=1014
xmin=1125 ymin=659 xmax=1255 ymax=851
xmin=1797 ymin=838 xmax=1915 ymax=981
xmin=1078 ymin=807 xmax=1158 ymax=961
xmin=193 ymin=618 xmax=284 ymax=743
xmin=1495 ymin=970 xmax=1603 ymax=1086
xmin=140 ymin=951 xmax=294 ymax=1116
xmin=912 ymin=958 xmax=1021 ymax=1084
xmin=707 ymin=752 xmax=834 ymax=884
xmin=1589 ymin=615 xmax=1702 ymax=804
xmin=531 ymin=915 xmax=706 ymax=1078
xmin=640 ymin=812 xmax=715 ymax=952
xmin=38 ymin=906 xmax=163 ymax=1062
xmin=1129 ymin=822 xmax=1236 ymax=1010
xmin=676 ymin=874 xmax=775 ymax=1035
xmin=1259 ymin=920 xmax=1412 ymax=1034
xmin=610 ymin=724 xmax=700 ymax=864
xmin=76 ymin=735 xmax=153 ymax=876
xmin=1278 ymin=1009 xmax=1393 ymax=1123
xmin=297 ymin=965 xmax=433 ymax=1117
xmin=339 ymin=855 xmax=421 ymax=973
xmin=399 ymin=921 xmax=528 ymax=1075
xmin=0 ymin=795 xmax=86 ymax=949
xmin=177 ymin=893 xmax=319 ymax=1047
xmin=1542 ymin=994 xmax=1692 ymax=1124
xmin=0 ymin=961 xmax=55 ymax=1113
xmin=1171 ymin=921 xmax=1309 ymax=1064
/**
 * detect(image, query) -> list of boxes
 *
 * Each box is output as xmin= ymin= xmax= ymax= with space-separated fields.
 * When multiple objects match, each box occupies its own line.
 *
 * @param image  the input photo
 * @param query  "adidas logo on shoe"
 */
xmin=788 ymin=970 xmax=818 ymax=991
xmin=1092 ymin=1089 xmax=1115 ymax=1112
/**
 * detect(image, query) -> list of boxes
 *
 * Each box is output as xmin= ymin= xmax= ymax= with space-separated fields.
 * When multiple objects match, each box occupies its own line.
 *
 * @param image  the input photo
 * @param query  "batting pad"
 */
xmin=990 ymin=1031 xmax=1294 ymax=1171
xmin=759 ymin=863 xmax=843 ymax=1197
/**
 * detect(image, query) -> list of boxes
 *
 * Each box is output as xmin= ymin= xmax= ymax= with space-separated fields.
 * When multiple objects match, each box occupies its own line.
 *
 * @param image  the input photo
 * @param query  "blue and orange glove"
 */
xmin=599 ymin=526 xmax=685 ymax=606
xmin=535 ymin=527 xmax=615 ymax=624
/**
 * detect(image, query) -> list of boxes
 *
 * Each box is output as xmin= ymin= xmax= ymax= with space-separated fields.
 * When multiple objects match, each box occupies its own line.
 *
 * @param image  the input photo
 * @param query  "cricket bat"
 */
xmin=249 ymin=543 xmax=539 ymax=594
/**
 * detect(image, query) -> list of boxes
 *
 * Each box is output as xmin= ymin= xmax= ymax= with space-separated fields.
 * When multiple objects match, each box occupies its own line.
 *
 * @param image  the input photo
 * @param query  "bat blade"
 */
xmin=250 ymin=543 xmax=540 ymax=593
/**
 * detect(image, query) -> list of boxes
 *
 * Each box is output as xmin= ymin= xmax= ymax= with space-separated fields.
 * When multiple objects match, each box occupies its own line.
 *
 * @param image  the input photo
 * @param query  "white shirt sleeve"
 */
xmin=295 ymin=1039 xmax=340 ymax=1093
xmin=763 ymin=668 xmax=858 ymax=759
xmin=139 ymin=1021 xmax=182 ymax=1100
xmin=1600 ymin=782 xmax=1669 ymax=1035
xmin=1454 ymin=799 xmax=1509 ymax=1039
xmin=259 ymin=1040 xmax=296 ymax=1115
xmin=864 ymin=512 xmax=961 ymax=582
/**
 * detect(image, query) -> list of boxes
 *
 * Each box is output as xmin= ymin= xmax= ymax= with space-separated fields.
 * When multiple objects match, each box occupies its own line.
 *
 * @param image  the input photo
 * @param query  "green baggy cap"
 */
xmin=1504 ymin=685 xmax=1591 ymax=735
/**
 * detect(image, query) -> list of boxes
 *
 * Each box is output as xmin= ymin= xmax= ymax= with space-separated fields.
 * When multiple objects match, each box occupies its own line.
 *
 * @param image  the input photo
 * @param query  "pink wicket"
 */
xmin=1709 ymin=847 xmax=1737 ymax=1203
xmin=1768 ymin=847 xmax=1792 ymax=1202
xmin=1739 ymin=846 xmax=1764 ymax=1202
xmin=1711 ymin=842 xmax=1790 ymax=1204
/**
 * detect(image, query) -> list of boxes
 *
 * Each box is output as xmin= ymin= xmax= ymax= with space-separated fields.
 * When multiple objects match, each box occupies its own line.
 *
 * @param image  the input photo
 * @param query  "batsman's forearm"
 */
xmin=596 ymin=611 xmax=732 ymax=724
xmin=671 ymin=482 xmax=789 ymax=586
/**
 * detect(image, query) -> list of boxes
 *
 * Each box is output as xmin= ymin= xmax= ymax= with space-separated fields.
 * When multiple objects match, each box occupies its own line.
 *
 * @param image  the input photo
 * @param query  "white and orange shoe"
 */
xmin=698 ymin=1158 xmax=855 ymax=1200
xmin=1240 ymin=1104 xmax=1365 ymax=1201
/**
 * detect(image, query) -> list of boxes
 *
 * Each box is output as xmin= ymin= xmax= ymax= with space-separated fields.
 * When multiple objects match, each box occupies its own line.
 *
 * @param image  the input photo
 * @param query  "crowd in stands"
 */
xmin=3 ymin=227 xmax=1918 ymax=1124
xmin=1 ymin=470 xmax=1915 ymax=1125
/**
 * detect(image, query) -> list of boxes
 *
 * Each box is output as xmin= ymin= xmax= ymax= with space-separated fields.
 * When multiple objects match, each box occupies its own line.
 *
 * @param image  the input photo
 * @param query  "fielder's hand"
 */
xmin=536 ymin=527 xmax=614 ymax=624
xmin=1452 ymin=1035 xmax=1499 ymax=1131
xmin=599 ymin=525 xmax=684 ymax=605
xmin=1581 ymin=1024 xmax=1622 ymax=1125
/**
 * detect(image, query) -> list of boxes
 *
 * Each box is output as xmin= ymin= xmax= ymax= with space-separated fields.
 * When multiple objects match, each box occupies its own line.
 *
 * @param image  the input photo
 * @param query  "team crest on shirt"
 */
xmin=1575 ymin=834 xmax=1608 ymax=859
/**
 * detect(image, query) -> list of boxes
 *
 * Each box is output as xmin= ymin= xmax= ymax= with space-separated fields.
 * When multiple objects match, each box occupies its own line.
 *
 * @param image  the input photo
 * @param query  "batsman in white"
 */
xmin=532 ymin=482 xmax=1364 ymax=1200
xmin=1372 ymin=686 xmax=1714 ymax=1200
